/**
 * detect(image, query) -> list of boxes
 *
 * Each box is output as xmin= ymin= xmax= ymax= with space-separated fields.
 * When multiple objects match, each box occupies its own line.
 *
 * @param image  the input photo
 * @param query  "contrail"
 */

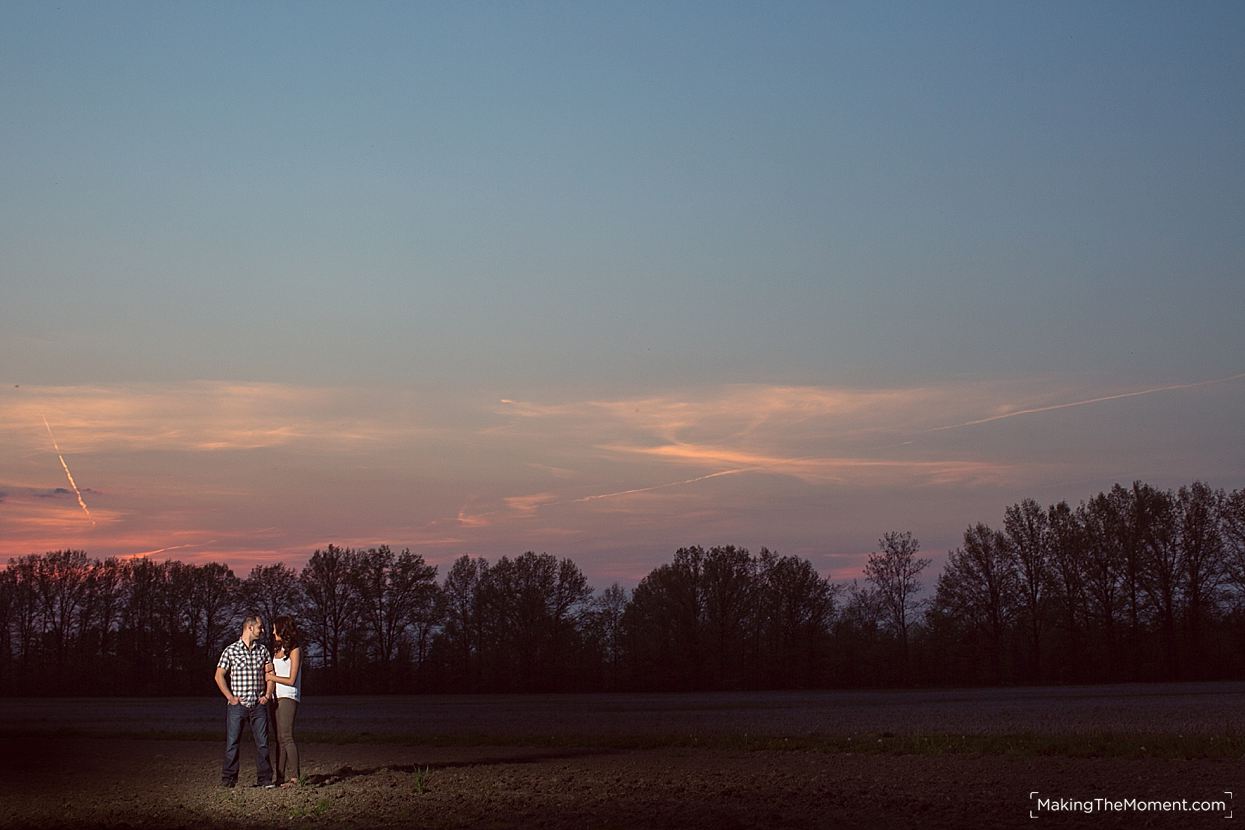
xmin=41 ymin=415 xmax=95 ymax=527
xmin=572 ymin=468 xmax=751 ymax=502
xmin=122 ymin=541 xmax=217 ymax=560
xmin=924 ymin=371 xmax=1245 ymax=434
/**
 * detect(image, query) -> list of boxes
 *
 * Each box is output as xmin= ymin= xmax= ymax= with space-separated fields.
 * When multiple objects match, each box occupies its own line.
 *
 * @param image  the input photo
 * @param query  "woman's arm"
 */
xmin=266 ymin=647 xmax=302 ymax=686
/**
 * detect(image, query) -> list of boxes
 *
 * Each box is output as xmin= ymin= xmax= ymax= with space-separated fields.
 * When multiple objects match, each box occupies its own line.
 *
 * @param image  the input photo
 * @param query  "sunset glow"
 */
xmin=3 ymin=374 xmax=1241 ymax=583
xmin=2 ymin=3 xmax=1242 ymax=586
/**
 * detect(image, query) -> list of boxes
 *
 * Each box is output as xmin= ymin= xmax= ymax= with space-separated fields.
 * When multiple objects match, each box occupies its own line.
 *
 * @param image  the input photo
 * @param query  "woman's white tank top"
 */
xmin=273 ymin=651 xmax=302 ymax=701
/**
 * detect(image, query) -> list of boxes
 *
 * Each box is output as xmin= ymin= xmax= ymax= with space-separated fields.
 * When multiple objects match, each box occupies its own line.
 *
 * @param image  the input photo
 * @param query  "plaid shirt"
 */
xmin=217 ymin=639 xmax=271 ymax=705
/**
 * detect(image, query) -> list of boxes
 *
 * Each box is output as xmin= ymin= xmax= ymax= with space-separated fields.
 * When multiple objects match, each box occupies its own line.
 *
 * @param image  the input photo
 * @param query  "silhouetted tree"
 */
xmin=1175 ymin=482 xmax=1226 ymax=678
xmin=5 ymin=477 xmax=1245 ymax=695
xmin=622 ymin=547 xmax=706 ymax=690
xmin=81 ymin=557 xmax=124 ymax=666
xmin=1046 ymin=501 xmax=1087 ymax=681
xmin=241 ymin=563 xmax=300 ymax=638
xmin=863 ymin=531 xmax=929 ymax=682
xmin=1112 ymin=482 xmax=1163 ymax=676
xmin=757 ymin=550 xmax=837 ymax=687
xmin=118 ymin=558 xmax=165 ymax=688
xmin=349 ymin=546 xmax=440 ymax=687
xmin=299 ymin=545 xmax=359 ymax=671
xmin=701 ymin=546 xmax=757 ymax=688
xmin=1003 ymin=501 xmax=1050 ymax=682
xmin=833 ymin=580 xmax=884 ymax=686
xmin=0 ymin=567 xmax=14 ymax=691
xmin=9 ymin=557 xmax=40 ymax=681
xmin=435 ymin=555 xmax=486 ymax=691
xmin=195 ymin=562 xmax=242 ymax=662
xmin=1222 ymin=488 xmax=1245 ymax=671
xmin=1224 ymin=488 xmax=1245 ymax=601
xmin=934 ymin=523 xmax=1017 ymax=683
xmin=1080 ymin=495 xmax=1126 ymax=680
xmin=583 ymin=583 xmax=629 ymax=690
xmin=33 ymin=550 xmax=91 ymax=674
xmin=1141 ymin=491 xmax=1183 ymax=679
xmin=476 ymin=552 xmax=591 ymax=691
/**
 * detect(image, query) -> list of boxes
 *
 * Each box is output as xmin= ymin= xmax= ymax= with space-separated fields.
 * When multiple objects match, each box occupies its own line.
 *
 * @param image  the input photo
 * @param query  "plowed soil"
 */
xmin=2 ymin=685 xmax=1241 ymax=829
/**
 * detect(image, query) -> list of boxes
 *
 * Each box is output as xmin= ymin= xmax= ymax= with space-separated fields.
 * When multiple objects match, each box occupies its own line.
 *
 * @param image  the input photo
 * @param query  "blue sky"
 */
xmin=2 ymin=2 xmax=1243 ymax=584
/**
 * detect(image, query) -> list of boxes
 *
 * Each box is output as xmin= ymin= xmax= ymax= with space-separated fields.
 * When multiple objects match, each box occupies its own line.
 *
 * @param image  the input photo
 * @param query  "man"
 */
xmin=214 ymin=615 xmax=276 ymax=788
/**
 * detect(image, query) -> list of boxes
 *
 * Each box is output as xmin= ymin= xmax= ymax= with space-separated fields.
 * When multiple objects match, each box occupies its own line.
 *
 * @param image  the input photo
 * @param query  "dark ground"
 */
xmin=2 ymin=683 xmax=1241 ymax=829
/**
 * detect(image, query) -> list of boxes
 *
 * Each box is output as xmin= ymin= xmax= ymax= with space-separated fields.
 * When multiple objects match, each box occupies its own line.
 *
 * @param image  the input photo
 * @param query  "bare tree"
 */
xmin=701 ymin=546 xmax=758 ymax=688
xmin=299 ymin=545 xmax=359 ymax=669
xmin=241 ymin=563 xmax=301 ymax=639
xmin=32 ymin=550 xmax=92 ymax=670
xmin=935 ymin=523 xmax=1017 ymax=683
xmin=438 ymin=555 xmax=486 ymax=690
xmin=81 ymin=557 xmax=124 ymax=662
xmin=1046 ymin=501 xmax=1087 ymax=680
xmin=1175 ymin=482 xmax=1226 ymax=677
xmin=1111 ymin=483 xmax=1154 ymax=672
xmin=584 ymin=583 xmax=629 ymax=689
xmin=1224 ymin=488 xmax=1245 ymax=603
xmin=9 ymin=556 xmax=40 ymax=672
xmin=195 ymin=562 xmax=241 ymax=658
xmin=1003 ymin=501 xmax=1050 ymax=681
xmin=476 ymin=552 xmax=592 ymax=691
xmin=350 ymin=546 xmax=439 ymax=672
xmin=1140 ymin=490 xmax=1182 ymax=679
xmin=621 ymin=548 xmax=706 ymax=690
xmin=834 ymin=580 xmax=884 ymax=687
xmin=757 ymin=550 xmax=838 ymax=687
xmin=0 ymin=567 xmax=14 ymax=686
xmin=863 ymin=530 xmax=930 ymax=679
xmin=1079 ymin=495 xmax=1125 ymax=679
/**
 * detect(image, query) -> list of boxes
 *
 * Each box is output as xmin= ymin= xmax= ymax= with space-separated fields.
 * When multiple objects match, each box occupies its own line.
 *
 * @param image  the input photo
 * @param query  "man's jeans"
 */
xmin=222 ymin=702 xmax=273 ymax=785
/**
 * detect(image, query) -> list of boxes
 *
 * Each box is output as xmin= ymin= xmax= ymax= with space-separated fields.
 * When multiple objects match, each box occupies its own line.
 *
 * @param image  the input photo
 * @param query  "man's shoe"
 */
xmin=220 ymin=780 xmax=236 ymax=789
xmin=255 ymin=782 xmax=277 ymax=789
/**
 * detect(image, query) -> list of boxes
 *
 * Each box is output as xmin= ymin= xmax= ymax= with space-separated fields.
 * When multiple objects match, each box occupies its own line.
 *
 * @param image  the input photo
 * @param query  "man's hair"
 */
xmin=241 ymin=614 xmax=262 ymax=631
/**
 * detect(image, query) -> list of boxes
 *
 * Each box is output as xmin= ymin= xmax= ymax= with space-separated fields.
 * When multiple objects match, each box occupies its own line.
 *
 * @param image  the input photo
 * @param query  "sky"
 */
xmin=2 ymin=1 xmax=1243 ymax=588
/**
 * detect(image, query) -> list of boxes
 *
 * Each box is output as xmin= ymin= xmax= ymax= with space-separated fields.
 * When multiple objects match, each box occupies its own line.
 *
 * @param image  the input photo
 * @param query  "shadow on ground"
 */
xmin=303 ymin=747 xmax=617 ymax=787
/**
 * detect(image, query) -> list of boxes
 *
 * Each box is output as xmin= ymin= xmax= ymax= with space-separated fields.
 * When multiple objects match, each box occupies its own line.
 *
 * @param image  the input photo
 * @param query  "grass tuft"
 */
xmin=412 ymin=765 xmax=431 ymax=794
xmin=290 ymin=797 xmax=330 ymax=819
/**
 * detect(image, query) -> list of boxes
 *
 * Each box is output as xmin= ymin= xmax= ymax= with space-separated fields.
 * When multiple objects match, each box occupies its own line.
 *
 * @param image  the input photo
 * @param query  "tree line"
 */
xmin=1 ymin=479 xmax=1243 ymax=696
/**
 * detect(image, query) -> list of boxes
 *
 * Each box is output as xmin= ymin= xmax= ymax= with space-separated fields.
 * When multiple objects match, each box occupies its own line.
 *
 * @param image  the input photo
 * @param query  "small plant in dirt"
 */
xmin=413 ymin=765 xmax=431 ymax=794
xmin=289 ymin=797 xmax=330 ymax=819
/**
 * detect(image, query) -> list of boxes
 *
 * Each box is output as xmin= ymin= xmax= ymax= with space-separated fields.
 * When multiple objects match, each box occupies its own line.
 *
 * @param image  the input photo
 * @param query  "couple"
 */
xmin=213 ymin=614 xmax=303 ymax=789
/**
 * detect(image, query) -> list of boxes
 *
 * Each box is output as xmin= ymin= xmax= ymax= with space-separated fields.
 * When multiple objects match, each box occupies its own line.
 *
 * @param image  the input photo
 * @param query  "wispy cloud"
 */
xmin=504 ymin=492 xmax=560 ymax=514
xmin=495 ymin=383 xmax=1019 ymax=495
xmin=1 ymin=381 xmax=420 ymax=455
xmin=3 ymin=373 xmax=1238 ymax=580
xmin=922 ymin=371 xmax=1245 ymax=434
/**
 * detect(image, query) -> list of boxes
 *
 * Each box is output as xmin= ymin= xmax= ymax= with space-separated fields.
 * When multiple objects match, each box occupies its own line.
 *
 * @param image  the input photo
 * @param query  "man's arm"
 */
xmin=214 ymin=666 xmax=239 ymax=704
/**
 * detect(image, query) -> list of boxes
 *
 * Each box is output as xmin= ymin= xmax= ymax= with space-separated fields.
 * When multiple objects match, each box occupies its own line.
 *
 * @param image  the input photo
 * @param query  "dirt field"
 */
xmin=2 ymin=684 xmax=1241 ymax=829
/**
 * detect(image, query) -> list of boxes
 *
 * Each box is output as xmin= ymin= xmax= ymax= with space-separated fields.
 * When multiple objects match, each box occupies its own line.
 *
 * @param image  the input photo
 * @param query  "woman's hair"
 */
xmin=272 ymin=615 xmax=300 ymax=655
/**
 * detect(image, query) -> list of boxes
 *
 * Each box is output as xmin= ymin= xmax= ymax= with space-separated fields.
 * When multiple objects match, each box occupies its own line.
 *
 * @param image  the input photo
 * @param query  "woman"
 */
xmin=264 ymin=615 xmax=303 ymax=787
